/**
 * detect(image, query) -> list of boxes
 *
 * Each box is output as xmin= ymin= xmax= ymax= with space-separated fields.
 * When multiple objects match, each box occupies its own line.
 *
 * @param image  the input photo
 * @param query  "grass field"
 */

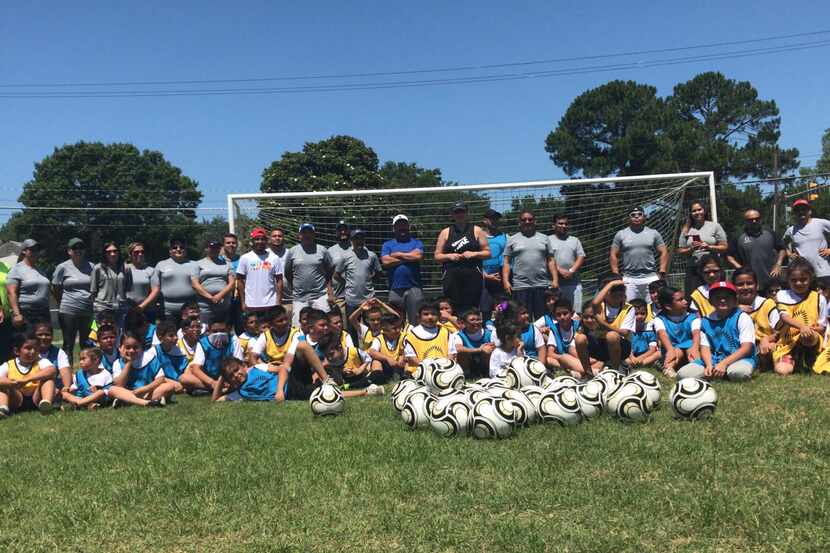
xmin=2 ymin=372 xmax=830 ymax=553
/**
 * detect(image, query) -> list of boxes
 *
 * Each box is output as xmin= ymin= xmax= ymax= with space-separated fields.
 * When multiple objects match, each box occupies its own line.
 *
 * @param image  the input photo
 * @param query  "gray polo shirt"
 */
xmin=784 ymin=218 xmax=830 ymax=277
xmin=7 ymin=262 xmax=51 ymax=311
xmin=283 ymin=244 xmax=332 ymax=302
xmin=679 ymin=221 xmax=728 ymax=263
xmin=548 ymin=234 xmax=585 ymax=285
xmin=196 ymin=257 xmax=233 ymax=309
xmin=156 ymin=258 xmax=198 ymax=314
xmin=336 ymin=248 xmax=381 ymax=307
xmin=612 ymin=226 xmax=665 ymax=277
xmin=52 ymin=259 xmax=94 ymax=315
xmin=503 ymin=231 xmax=553 ymax=290
xmin=327 ymin=242 xmax=352 ymax=299
xmin=123 ymin=264 xmax=159 ymax=305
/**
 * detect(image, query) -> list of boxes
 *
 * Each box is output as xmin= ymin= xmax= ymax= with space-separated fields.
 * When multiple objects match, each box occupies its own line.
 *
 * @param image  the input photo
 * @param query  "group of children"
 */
xmin=2 ymin=257 xmax=829 ymax=417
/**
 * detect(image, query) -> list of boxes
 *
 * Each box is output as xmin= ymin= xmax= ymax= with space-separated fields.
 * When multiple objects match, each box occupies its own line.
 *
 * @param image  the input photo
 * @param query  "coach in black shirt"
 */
xmin=726 ymin=208 xmax=786 ymax=291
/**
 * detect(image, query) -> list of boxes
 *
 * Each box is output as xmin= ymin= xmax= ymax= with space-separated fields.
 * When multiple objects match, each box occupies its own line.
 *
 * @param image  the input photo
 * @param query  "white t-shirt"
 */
xmin=250 ymin=331 xmax=303 ymax=359
xmin=489 ymin=347 xmax=517 ymax=377
xmin=403 ymin=325 xmax=458 ymax=358
xmin=369 ymin=335 xmax=403 ymax=352
xmin=71 ymin=370 xmax=113 ymax=395
xmin=0 ymin=357 xmax=53 ymax=378
xmin=776 ymin=289 xmax=829 ymax=323
xmin=111 ymin=349 xmax=163 ymax=380
xmin=691 ymin=311 xmax=756 ymax=348
xmin=236 ymin=250 xmax=284 ymax=308
xmin=41 ymin=348 xmax=69 ymax=369
xmin=545 ymin=324 xmax=576 ymax=347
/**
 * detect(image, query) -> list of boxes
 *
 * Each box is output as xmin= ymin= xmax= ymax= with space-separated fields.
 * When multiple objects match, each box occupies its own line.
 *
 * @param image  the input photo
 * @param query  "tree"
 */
xmin=801 ymin=128 xmax=830 ymax=175
xmin=3 ymin=142 xmax=202 ymax=268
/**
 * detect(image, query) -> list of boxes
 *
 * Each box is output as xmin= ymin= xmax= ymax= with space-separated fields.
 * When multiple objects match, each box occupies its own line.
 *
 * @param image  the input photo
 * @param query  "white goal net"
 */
xmin=229 ymin=172 xmax=715 ymax=295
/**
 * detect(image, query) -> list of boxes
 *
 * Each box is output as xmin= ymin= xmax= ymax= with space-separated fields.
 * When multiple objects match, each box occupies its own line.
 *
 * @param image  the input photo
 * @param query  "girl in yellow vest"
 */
xmin=403 ymin=302 xmax=456 ymax=375
xmin=689 ymin=255 xmax=724 ymax=317
xmin=733 ymin=267 xmax=782 ymax=371
xmin=0 ymin=332 xmax=57 ymax=416
xmin=774 ymin=258 xmax=827 ymax=375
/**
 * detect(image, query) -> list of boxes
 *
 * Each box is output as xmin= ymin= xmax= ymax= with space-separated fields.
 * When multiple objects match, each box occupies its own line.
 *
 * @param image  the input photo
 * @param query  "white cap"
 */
xmin=392 ymin=214 xmax=409 ymax=226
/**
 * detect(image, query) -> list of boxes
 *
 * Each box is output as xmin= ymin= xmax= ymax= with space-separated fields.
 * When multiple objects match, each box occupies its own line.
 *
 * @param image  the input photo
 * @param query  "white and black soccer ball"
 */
xmin=544 ymin=375 xmax=580 ymax=393
xmin=604 ymin=381 xmax=653 ymax=422
xmin=625 ymin=370 xmax=661 ymax=409
xmin=470 ymin=397 xmax=516 ymax=439
xmin=463 ymin=387 xmax=490 ymax=406
xmin=309 ymin=382 xmax=345 ymax=416
xmin=475 ymin=377 xmax=505 ymax=389
xmin=413 ymin=358 xmax=438 ymax=383
xmin=390 ymin=380 xmax=421 ymax=414
xmin=537 ymin=388 xmax=583 ymax=426
xmin=575 ymin=380 xmax=605 ymax=420
xmin=425 ymin=358 xmax=465 ymax=392
xmin=520 ymin=385 xmax=547 ymax=413
xmin=594 ymin=370 xmax=623 ymax=407
xmin=670 ymin=378 xmax=718 ymax=420
xmin=428 ymin=392 xmax=472 ymax=437
xmin=401 ymin=388 xmax=434 ymax=429
xmin=501 ymin=389 xmax=538 ymax=426
xmin=502 ymin=356 xmax=548 ymax=388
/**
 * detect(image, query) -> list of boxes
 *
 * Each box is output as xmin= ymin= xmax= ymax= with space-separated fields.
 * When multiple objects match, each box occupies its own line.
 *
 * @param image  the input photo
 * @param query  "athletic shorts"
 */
xmin=587 ymin=334 xmax=631 ymax=362
xmin=286 ymin=376 xmax=318 ymax=401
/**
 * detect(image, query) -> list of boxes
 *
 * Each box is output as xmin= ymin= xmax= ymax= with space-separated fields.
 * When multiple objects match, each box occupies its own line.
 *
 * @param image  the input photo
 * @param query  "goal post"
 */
xmin=228 ymin=171 xmax=716 ymax=294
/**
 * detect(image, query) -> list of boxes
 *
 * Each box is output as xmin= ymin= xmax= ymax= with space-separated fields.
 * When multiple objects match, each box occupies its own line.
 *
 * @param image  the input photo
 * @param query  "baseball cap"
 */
xmin=392 ymin=214 xmax=409 ymax=226
xmin=207 ymin=239 xmax=221 ymax=248
xmin=250 ymin=227 xmax=267 ymax=239
xmin=299 ymin=223 xmax=316 ymax=233
xmin=629 ymin=206 xmax=645 ymax=216
xmin=21 ymin=238 xmax=40 ymax=250
xmin=792 ymin=198 xmax=810 ymax=208
xmin=350 ymin=229 xmax=366 ymax=239
xmin=484 ymin=208 xmax=502 ymax=219
xmin=68 ymin=237 xmax=85 ymax=248
xmin=709 ymin=281 xmax=737 ymax=295
xmin=336 ymin=220 xmax=349 ymax=230
xmin=451 ymin=201 xmax=467 ymax=213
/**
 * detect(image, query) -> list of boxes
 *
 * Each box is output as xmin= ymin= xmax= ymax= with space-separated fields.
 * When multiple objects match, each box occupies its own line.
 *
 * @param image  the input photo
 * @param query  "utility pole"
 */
xmin=772 ymin=148 xmax=780 ymax=234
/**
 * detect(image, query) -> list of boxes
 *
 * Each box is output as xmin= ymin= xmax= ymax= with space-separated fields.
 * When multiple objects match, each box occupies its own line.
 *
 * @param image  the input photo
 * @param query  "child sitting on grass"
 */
xmin=646 ymin=279 xmax=666 ymax=321
xmin=579 ymin=304 xmax=616 ymax=376
xmin=733 ymin=267 xmax=781 ymax=372
xmin=0 ymin=332 xmax=57 ymax=416
xmin=349 ymin=298 xmax=394 ymax=350
xmin=403 ymin=302 xmax=457 ymax=375
xmin=96 ymin=323 xmax=119 ymax=373
xmin=180 ymin=318 xmax=241 ymax=394
xmin=327 ymin=310 xmax=355 ymax=349
xmin=437 ymin=297 xmax=461 ymax=332
xmin=248 ymin=306 xmax=302 ymax=370
xmin=236 ymin=312 xmax=262 ymax=359
xmin=545 ymin=299 xmax=590 ymax=379
xmin=61 ymin=347 xmax=112 ymax=410
xmin=689 ymin=254 xmax=724 ymax=317
xmin=653 ymin=286 xmax=699 ymax=379
xmin=489 ymin=321 xmax=522 ymax=377
xmin=773 ymin=258 xmax=827 ymax=375
xmin=590 ymin=276 xmax=635 ymax=372
xmin=453 ymin=308 xmax=495 ymax=379
xmin=625 ymin=299 xmax=661 ymax=370
xmin=368 ymin=314 xmax=407 ymax=380
xmin=34 ymin=321 xmax=71 ymax=395
xmin=322 ymin=338 xmax=385 ymax=396
xmin=213 ymin=357 xmax=286 ymax=403
xmin=533 ymin=288 xmax=562 ymax=338
xmin=107 ymin=333 xmax=167 ymax=408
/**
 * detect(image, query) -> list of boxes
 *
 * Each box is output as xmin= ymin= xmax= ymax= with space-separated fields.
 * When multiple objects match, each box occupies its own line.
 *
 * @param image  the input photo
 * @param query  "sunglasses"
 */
xmin=131 ymin=250 xmax=145 ymax=255
xmin=170 ymin=245 xmax=185 ymax=250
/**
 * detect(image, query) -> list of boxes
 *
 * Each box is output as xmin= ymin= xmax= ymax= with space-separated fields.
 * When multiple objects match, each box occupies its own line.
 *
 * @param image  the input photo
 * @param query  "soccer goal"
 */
xmin=228 ymin=172 xmax=716 ymax=293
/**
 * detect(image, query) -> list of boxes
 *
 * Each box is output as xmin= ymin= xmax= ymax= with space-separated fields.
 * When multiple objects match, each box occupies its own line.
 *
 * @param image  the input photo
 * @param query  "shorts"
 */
xmin=286 ymin=376 xmax=319 ymax=401
xmin=587 ymin=333 xmax=631 ymax=362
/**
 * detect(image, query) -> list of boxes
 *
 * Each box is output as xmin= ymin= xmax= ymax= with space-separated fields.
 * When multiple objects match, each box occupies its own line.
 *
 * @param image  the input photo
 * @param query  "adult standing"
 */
xmin=676 ymin=201 xmax=728 ymax=295
xmin=51 ymin=238 xmax=94 ymax=362
xmin=726 ymin=209 xmax=786 ymax=291
xmin=90 ymin=242 xmax=124 ymax=320
xmin=283 ymin=223 xmax=333 ymax=326
xmin=335 ymin=229 xmax=382 ymax=321
xmin=548 ymin=214 xmax=586 ymax=311
xmin=269 ymin=227 xmax=291 ymax=309
xmin=156 ymin=238 xmax=198 ymax=320
xmin=381 ymin=214 xmax=424 ymax=325
xmin=502 ymin=210 xmax=559 ymax=321
xmin=481 ymin=208 xmax=506 ymax=317
xmin=6 ymin=239 xmax=51 ymax=329
xmin=123 ymin=241 xmax=160 ymax=323
xmin=609 ymin=206 xmax=669 ymax=302
xmin=434 ymin=202 xmax=491 ymax=315
xmin=192 ymin=239 xmax=236 ymax=324
xmin=783 ymin=199 xmax=830 ymax=286
xmin=236 ymin=228 xmax=283 ymax=316
xmin=220 ymin=233 xmax=242 ymax=332
xmin=327 ymin=220 xmax=352 ymax=325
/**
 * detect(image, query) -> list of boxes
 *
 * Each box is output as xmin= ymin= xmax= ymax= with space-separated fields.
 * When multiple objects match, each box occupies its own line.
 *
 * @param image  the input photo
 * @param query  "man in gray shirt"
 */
xmin=548 ymin=214 xmax=586 ymax=311
xmin=334 ymin=229 xmax=382 ymax=320
xmin=726 ymin=209 xmax=785 ymax=291
xmin=784 ymin=198 xmax=830 ymax=285
xmin=610 ymin=206 xmax=668 ymax=302
xmin=327 ymin=220 xmax=352 ymax=323
xmin=283 ymin=223 xmax=334 ymax=326
xmin=502 ymin=210 xmax=559 ymax=320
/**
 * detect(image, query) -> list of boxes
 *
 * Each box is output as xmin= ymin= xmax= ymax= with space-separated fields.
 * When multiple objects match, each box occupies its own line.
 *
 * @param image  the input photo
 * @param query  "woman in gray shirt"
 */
xmin=52 ymin=237 xmax=94 ymax=362
xmin=6 ymin=238 xmax=51 ymax=330
xmin=676 ymin=201 xmax=728 ymax=296
xmin=90 ymin=242 xmax=124 ymax=319
xmin=192 ymin=239 xmax=236 ymax=324
xmin=122 ymin=241 xmax=160 ymax=323
xmin=156 ymin=238 xmax=198 ymax=319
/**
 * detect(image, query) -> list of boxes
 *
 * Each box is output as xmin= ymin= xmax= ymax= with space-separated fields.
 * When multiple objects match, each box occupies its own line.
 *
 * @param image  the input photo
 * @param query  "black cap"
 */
xmin=336 ymin=220 xmax=349 ymax=230
xmin=350 ymin=229 xmax=366 ymax=239
xmin=484 ymin=208 xmax=502 ymax=219
xmin=207 ymin=239 xmax=221 ymax=248
xmin=451 ymin=201 xmax=467 ymax=213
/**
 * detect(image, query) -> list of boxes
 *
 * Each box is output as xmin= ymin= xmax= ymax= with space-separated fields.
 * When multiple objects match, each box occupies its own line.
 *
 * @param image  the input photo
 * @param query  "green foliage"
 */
xmin=801 ymin=128 xmax=830 ymax=176
xmin=1 ymin=374 xmax=829 ymax=552
xmin=2 ymin=141 xmax=202 ymax=268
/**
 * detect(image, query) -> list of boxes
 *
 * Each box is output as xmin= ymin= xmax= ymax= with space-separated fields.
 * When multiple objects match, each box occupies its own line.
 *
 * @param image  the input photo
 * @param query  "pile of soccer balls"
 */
xmin=389 ymin=357 xmax=718 ymax=439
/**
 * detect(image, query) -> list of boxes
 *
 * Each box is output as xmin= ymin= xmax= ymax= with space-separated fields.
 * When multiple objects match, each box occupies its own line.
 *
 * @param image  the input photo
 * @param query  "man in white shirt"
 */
xmin=236 ymin=227 xmax=283 ymax=314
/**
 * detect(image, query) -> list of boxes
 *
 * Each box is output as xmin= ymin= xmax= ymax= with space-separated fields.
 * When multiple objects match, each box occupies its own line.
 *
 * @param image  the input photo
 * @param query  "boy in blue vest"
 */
xmin=625 ymin=299 xmax=661 ymax=369
xmin=545 ymin=299 xmax=591 ymax=378
xmin=61 ymin=347 xmax=112 ymax=410
xmin=453 ymin=308 xmax=495 ymax=379
xmin=180 ymin=318 xmax=242 ymax=394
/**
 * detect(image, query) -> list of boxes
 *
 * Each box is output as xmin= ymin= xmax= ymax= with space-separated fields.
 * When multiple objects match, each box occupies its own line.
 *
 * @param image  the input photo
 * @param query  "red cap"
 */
xmin=250 ymin=227 xmax=267 ymax=238
xmin=709 ymin=281 xmax=737 ymax=295
xmin=792 ymin=198 xmax=810 ymax=208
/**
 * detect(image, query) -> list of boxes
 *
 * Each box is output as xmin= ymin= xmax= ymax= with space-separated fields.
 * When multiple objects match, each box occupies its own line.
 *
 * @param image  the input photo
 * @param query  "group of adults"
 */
xmin=4 ymin=196 xmax=826 ymax=362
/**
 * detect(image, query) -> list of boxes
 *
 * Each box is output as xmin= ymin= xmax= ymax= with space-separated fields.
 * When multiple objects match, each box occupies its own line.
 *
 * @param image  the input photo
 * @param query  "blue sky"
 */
xmin=2 ymin=1 xmax=829 ymax=221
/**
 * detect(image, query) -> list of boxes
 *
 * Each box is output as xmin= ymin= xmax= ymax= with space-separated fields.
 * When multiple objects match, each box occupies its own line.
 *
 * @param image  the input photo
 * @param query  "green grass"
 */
xmin=2 ymin=373 xmax=830 ymax=553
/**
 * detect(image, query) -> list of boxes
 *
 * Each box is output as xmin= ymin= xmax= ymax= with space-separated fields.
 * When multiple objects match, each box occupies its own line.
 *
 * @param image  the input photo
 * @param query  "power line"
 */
xmin=3 ymin=29 xmax=828 ymax=89
xmin=2 ymin=38 xmax=829 ymax=99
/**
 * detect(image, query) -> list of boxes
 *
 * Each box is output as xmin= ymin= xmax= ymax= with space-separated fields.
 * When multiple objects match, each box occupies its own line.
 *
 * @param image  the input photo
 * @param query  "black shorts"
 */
xmin=286 ymin=376 xmax=318 ymax=401
xmin=587 ymin=333 xmax=631 ymax=362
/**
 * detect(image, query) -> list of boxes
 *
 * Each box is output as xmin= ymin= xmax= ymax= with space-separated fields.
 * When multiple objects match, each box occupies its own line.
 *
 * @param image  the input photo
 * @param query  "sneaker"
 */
xmin=0 ymin=405 xmax=10 ymax=418
xmin=37 ymin=400 xmax=54 ymax=414
xmin=366 ymin=384 xmax=385 ymax=397
xmin=147 ymin=400 xmax=164 ymax=408
xmin=111 ymin=398 xmax=123 ymax=409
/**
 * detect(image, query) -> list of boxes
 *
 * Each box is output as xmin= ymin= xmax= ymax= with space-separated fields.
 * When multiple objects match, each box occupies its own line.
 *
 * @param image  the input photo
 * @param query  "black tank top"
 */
xmin=443 ymin=223 xmax=481 ymax=271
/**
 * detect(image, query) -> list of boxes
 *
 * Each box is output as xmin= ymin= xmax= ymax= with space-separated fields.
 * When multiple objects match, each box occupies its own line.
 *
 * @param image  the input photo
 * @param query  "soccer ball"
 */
xmin=475 ymin=377 xmax=505 ymax=389
xmin=604 ymin=381 xmax=653 ymax=422
xmin=470 ymin=397 xmax=516 ymax=439
xmin=501 ymin=389 xmax=538 ymax=426
xmin=575 ymin=380 xmax=605 ymax=420
xmin=484 ymin=385 xmax=512 ymax=399
xmin=309 ymin=383 xmax=345 ymax=416
xmin=428 ymin=392 xmax=472 ymax=437
xmin=425 ymin=358 xmax=465 ymax=392
xmin=537 ymin=388 xmax=583 ymax=426
xmin=401 ymin=388 xmax=434 ymax=429
xmin=625 ymin=370 xmax=661 ymax=409
xmin=390 ymin=380 xmax=421 ymax=414
xmin=544 ymin=375 xmax=580 ymax=393
xmin=670 ymin=378 xmax=718 ymax=420
xmin=502 ymin=356 xmax=548 ymax=388
xmin=594 ymin=370 xmax=623 ymax=406
xmin=413 ymin=358 xmax=438 ymax=383
xmin=520 ymin=385 xmax=547 ymax=413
